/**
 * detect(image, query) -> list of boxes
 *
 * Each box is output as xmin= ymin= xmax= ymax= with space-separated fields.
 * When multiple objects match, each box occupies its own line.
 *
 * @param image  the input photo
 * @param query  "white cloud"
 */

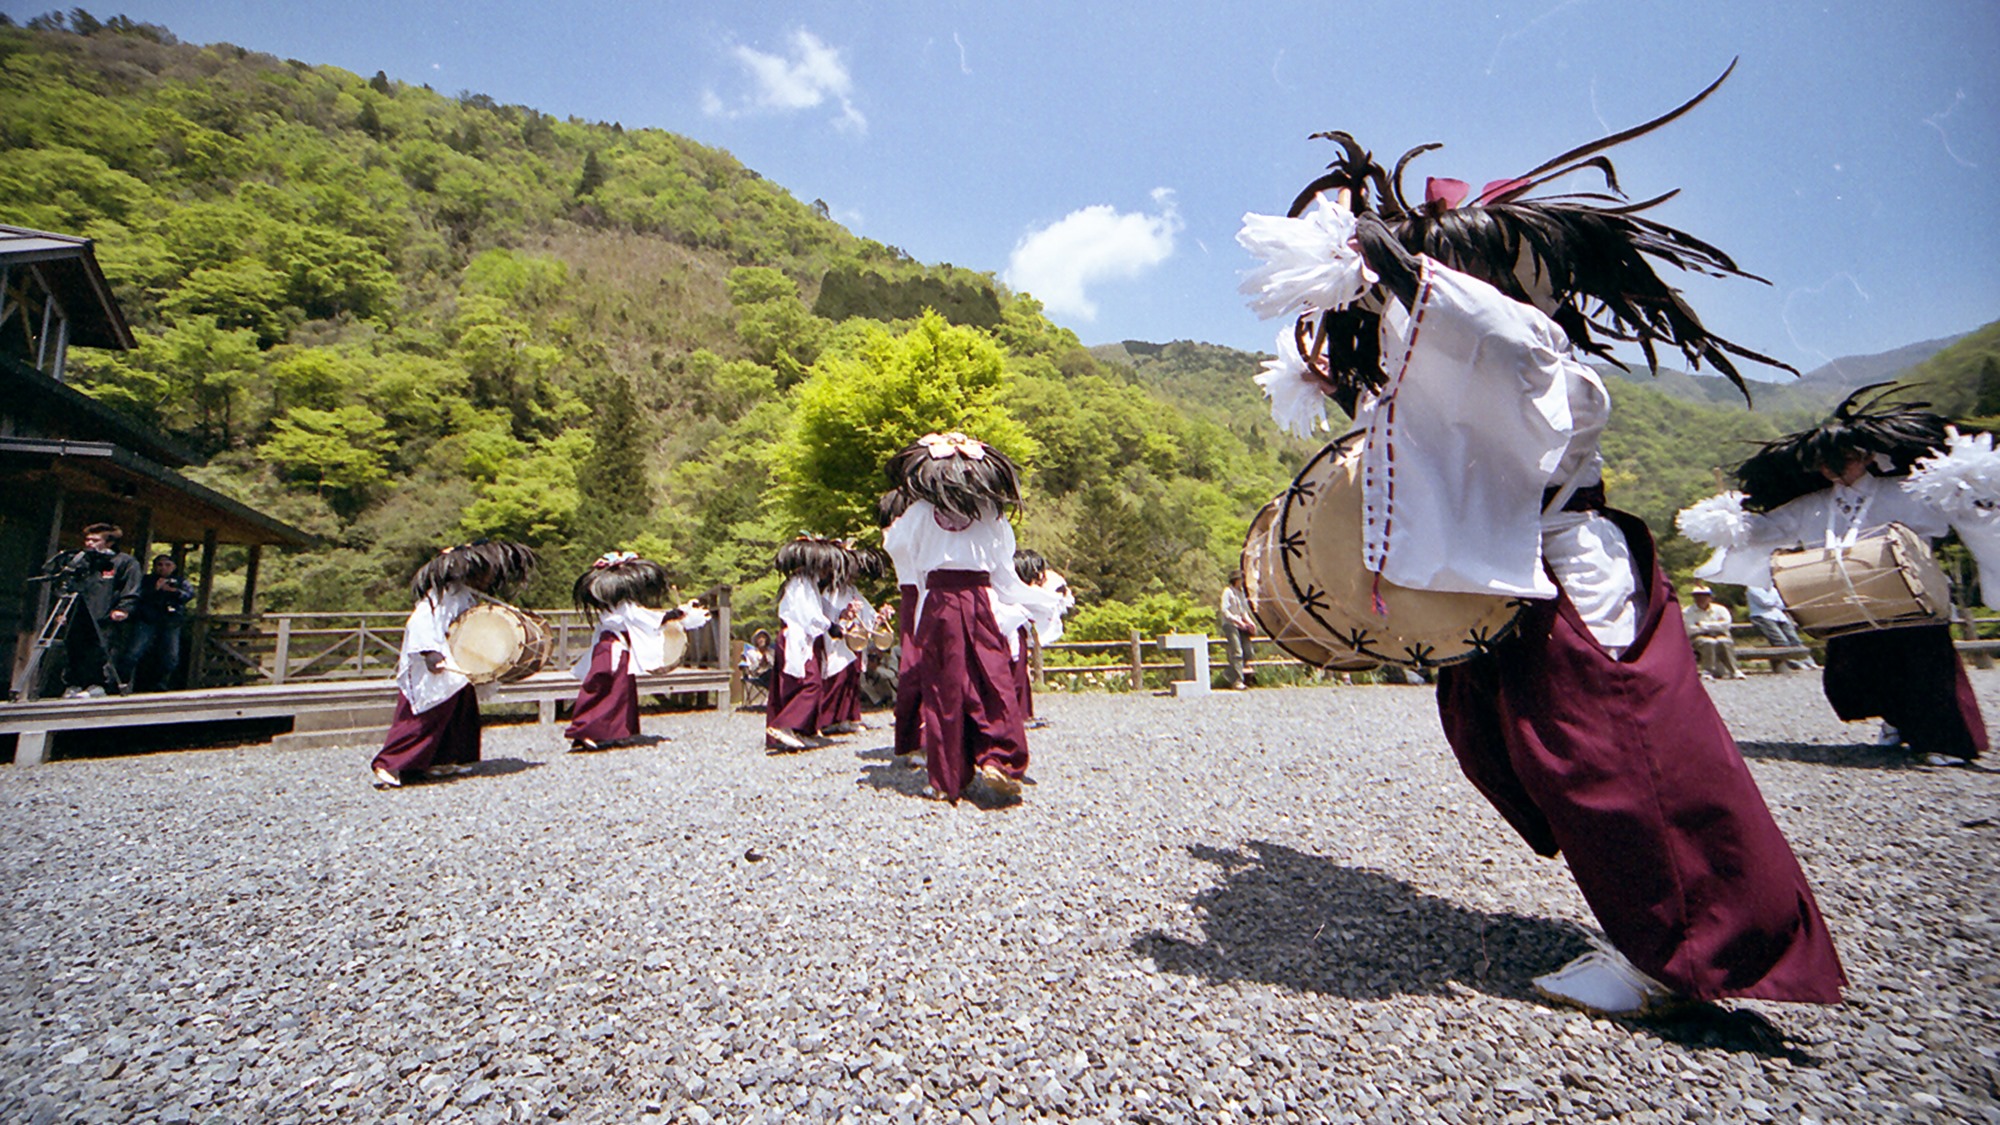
xmin=1004 ymin=189 xmax=1182 ymax=321
xmin=706 ymin=29 xmax=866 ymax=134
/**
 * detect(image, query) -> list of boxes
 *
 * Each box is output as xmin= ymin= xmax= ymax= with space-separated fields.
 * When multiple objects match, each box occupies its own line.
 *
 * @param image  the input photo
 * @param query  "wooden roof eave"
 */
xmin=0 ymin=437 xmax=320 ymax=548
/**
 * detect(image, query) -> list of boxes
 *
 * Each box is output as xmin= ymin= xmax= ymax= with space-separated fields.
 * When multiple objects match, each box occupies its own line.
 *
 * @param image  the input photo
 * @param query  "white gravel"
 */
xmin=2 ymin=671 xmax=1996 ymax=1124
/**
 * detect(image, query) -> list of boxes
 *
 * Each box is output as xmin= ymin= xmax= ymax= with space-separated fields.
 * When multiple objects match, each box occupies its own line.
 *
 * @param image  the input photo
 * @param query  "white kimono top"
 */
xmin=567 ymin=600 xmax=708 ymax=680
xmin=818 ymin=583 xmax=877 ymax=680
xmin=777 ymin=574 xmax=833 ymax=679
xmin=1351 ymin=258 xmax=1639 ymax=649
xmin=882 ymin=500 xmax=1064 ymax=659
xmin=396 ymin=584 xmax=485 ymax=715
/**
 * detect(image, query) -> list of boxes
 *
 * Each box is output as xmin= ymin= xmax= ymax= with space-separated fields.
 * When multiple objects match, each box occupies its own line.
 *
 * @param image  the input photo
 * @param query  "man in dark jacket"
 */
xmin=42 ymin=522 xmax=142 ymax=697
xmin=122 ymin=555 xmax=195 ymax=691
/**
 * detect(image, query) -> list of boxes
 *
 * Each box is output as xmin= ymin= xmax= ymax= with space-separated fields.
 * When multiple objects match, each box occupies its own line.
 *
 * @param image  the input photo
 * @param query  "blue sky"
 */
xmin=11 ymin=1 xmax=1997 ymax=381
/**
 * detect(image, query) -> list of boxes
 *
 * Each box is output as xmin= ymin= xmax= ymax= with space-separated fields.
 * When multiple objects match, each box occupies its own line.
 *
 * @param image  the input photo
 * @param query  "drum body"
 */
xmin=447 ymin=603 xmax=554 ymax=684
xmin=1264 ymin=438 xmax=1522 ymax=668
xmin=1241 ymin=498 xmax=1376 ymax=670
xmin=1770 ymin=522 xmax=1951 ymax=638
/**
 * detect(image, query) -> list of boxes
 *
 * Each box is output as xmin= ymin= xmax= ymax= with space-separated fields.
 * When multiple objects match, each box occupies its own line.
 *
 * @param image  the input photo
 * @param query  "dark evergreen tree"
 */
xmin=576 ymin=150 xmax=606 ymax=198
xmin=572 ymin=374 xmax=653 ymax=556
xmin=1974 ymin=356 xmax=2000 ymax=417
xmin=369 ymin=69 xmax=392 ymax=94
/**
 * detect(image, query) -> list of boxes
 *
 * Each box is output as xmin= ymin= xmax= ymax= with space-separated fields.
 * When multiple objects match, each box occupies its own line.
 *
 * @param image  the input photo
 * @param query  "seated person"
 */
xmin=1683 ymin=585 xmax=1744 ymax=680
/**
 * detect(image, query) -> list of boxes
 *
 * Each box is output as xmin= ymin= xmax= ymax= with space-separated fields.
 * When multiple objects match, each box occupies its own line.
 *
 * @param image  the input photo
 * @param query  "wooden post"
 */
xmin=241 ymin=544 xmax=261 ymax=615
xmin=187 ymin=530 xmax=217 ymax=687
xmin=711 ymin=584 xmax=732 ymax=711
xmin=1032 ymin=630 xmax=1046 ymax=689
xmin=1129 ymin=629 xmax=1143 ymax=692
xmin=271 ymin=616 xmax=292 ymax=685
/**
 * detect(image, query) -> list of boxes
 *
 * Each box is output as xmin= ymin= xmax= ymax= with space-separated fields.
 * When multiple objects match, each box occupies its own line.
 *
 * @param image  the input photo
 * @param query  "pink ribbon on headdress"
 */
xmin=593 ymin=550 xmax=638 ymax=569
xmin=918 ymin=431 xmax=987 ymax=460
xmin=1426 ymin=176 xmax=1534 ymax=210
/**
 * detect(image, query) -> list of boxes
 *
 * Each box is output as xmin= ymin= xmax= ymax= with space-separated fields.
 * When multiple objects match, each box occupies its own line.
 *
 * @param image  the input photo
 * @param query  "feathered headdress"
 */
xmin=573 ymin=552 xmax=674 ymax=616
xmin=1242 ymin=60 xmax=1795 ymax=409
xmin=775 ymin=535 xmax=856 ymax=592
xmin=884 ymin=432 xmax=1023 ymax=525
xmin=410 ymin=538 xmax=537 ymax=600
xmin=1734 ymin=382 xmax=1952 ymax=512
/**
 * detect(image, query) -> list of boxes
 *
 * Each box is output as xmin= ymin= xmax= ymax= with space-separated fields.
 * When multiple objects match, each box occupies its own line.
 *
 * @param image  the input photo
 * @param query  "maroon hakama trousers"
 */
xmin=1824 ymin=624 xmax=1987 ymax=760
xmin=893 ymin=584 xmax=923 ymax=755
xmin=766 ymin=629 xmax=826 ymax=735
xmin=1435 ymin=511 xmax=1845 ymax=1004
xmin=566 ymin=632 xmax=640 ymax=745
xmin=820 ymin=649 xmax=863 ymax=729
xmin=916 ymin=570 xmax=1029 ymax=802
xmin=373 ymin=686 xmax=481 ymax=776
xmin=1013 ymin=625 xmax=1035 ymax=719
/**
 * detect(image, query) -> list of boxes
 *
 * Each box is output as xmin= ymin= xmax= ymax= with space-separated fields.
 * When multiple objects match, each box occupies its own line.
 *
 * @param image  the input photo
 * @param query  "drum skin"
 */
xmin=659 ymin=620 xmax=690 ymax=670
xmin=1769 ymin=522 xmax=1951 ymax=639
xmin=1276 ymin=438 xmax=1522 ymax=668
xmin=447 ymin=603 xmax=554 ymax=683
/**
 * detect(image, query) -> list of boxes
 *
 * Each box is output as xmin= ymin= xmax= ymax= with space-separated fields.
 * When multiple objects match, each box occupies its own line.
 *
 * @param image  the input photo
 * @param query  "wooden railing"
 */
xmin=187 ymin=585 xmax=733 ymax=688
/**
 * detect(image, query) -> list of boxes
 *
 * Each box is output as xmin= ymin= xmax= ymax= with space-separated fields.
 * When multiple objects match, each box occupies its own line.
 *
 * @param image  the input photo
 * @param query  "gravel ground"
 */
xmin=1 ymin=671 xmax=1996 ymax=1125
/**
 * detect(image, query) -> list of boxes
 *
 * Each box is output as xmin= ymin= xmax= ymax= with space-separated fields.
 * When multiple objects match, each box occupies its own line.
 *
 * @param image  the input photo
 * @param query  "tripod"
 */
xmin=11 ymin=572 xmax=126 ymax=702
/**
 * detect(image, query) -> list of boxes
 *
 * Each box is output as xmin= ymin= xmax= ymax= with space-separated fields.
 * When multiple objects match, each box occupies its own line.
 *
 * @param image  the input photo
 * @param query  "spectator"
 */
xmin=1217 ymin=570 xmax=1257 ymax=690
xmin=121 ymin=555 xmax=194 ymax=691
xmin=1683 ymin=585 xmax=1745 ymax=680
xmin=739 ymin=628 xmax=774 ymax=705
xmin=1745 ymin=585 xmax=1817 ymax=672
xmin=39 ymin=521 xmax=141 ymax=697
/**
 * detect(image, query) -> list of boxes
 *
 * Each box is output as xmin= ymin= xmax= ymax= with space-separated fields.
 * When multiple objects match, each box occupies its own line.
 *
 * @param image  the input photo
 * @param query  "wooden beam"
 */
xmin=188 ymin=530 xmax=217 ymax=686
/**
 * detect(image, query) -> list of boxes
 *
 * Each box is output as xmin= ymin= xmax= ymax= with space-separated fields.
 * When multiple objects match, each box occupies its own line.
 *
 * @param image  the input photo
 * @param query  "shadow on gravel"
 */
xmin=465 ymin=757 xmax=542 ymax=779
xmin=853 ymin=746 xmax=1031 ymax=810
xmin=1135 ymin=839 xmax=1825 ymax=1060
xmin=1135 ymin=840 xmax=1583 ymax=1004
xmin=1735 ymin=740 xmax=1935 ymax=770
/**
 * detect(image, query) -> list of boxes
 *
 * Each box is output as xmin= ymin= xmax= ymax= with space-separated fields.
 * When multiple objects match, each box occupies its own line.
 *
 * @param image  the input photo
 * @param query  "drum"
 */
xmin=1276 ymin=438 xmax=1523 ymax=667
xmin=843 ymin=628 xmax=871 ymax=653
xmin=658 ymin=620 xmax=690 ymax=671
xmin=1770 ymin=522 xmax=1951 ymax=638
xmin=446 ymin=602 xmax=554 ymax=684
xmin=1241 ymin=497 xmax=1377 ymax=670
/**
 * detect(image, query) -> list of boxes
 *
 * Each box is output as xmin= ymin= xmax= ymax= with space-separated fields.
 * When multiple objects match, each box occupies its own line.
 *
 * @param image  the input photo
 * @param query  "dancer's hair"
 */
xmin=1734 ymin=383 xmax=1952 ymax=512
xmin=883 ymin=433 xmax=1023 ymax=524
xmin=411 ymin=539 xmax=537 ymax=600
xmin=775 ymin=535 xmax=856 ymax=593
xmin=1013 ymin=548 xmax=1047 ymax=586
xmin=572 ymin=553 xmax=673 ymax=617
xmin=1283 ymin=60 xmax=1793 ymax=407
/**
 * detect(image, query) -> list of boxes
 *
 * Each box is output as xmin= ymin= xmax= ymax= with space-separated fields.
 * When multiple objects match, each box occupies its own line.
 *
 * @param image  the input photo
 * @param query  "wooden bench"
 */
xmin=1 ymin=666 xmax=730 ymax=766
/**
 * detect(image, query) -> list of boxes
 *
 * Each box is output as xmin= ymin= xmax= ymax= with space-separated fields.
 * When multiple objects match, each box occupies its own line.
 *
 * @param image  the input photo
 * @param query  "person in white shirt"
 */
xmin=1681 ymin=586 xmax=1744 ymax=680
xmin=817 ymin=543 xmax=883 ymax=736
xmin=1009 ymin=549 xmax=1073 ymax=727
xmin=1744 ymin=585 xmax=1816 ymax=671
xmin=1237 ymin=76 xmax=1845 ymax=1017
xmin=373 ymin=539 xmax=536 ymax=789
xmin=1217 ymin=571 xmax=1258 ymax=690
xmin=882 ymin=433 xmax=1061 ymax=804
xmin=566 ymin=552 xmax=708 ymax=751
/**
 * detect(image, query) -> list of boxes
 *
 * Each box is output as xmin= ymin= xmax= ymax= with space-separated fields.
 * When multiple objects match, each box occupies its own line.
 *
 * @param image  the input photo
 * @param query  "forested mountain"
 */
xmin=0 ymin=14 xmax=1299 ymax=625
xmin=3 ymin=14 xmax=1990 ymax=635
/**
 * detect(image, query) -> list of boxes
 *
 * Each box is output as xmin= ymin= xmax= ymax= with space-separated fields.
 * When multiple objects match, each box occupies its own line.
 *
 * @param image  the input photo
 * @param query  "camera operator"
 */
xmin=122 ymin=555 xmax=194 ymax=691
xmin=40 ymin=522 xmax=142 ymax=697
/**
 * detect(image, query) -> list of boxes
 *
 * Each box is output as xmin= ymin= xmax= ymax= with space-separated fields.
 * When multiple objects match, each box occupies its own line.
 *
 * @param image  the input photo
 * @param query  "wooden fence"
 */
xmin=183 ymin=585 xmax=733 ymax=688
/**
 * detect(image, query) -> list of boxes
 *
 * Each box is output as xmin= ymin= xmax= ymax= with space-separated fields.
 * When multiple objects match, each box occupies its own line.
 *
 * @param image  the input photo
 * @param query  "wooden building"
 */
xmin=0 ymin=226 xmax=314 ymax=690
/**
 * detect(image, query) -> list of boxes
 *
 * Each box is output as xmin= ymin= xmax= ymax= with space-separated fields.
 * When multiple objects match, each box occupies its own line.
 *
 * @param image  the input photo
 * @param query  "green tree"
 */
xmin=571 ymin=374 xmax=653 ymax=556
xmin=576 ymin=149 xmax=606 ymax=198
xmin=774 ymin=311 xmax=1033 ymax=537
xmin=261 ymin=405 xmax=391 ymax=512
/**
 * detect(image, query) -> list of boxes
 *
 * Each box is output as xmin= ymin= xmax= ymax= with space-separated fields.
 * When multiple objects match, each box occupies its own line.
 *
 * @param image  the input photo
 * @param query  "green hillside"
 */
xmin=0 ymin=14 xmax=1298 ymax=625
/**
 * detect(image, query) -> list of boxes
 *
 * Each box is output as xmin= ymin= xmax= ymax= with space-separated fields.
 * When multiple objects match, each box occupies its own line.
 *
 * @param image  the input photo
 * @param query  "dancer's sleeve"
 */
xmin=1905 ymin=428 xmax=2000 ymax=608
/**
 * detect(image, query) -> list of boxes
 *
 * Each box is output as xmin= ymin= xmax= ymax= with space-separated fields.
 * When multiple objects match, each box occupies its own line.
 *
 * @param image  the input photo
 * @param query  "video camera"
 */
xmin=29 ymin=548 xmax=117 ymax=592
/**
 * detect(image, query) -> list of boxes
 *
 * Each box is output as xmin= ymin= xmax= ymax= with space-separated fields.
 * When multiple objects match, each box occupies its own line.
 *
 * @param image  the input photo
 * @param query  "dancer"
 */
xmin=566 ymin=551 xmax=708 ymax=751
xmin=880 ymin=487 xmax=926 ymax=763
xmin=1238 ymin=65 xmax=1845 ymax=1015
xmin=883 ymin=432 xmax=1062 ymax=803
xmin=1009 ymin=549 xmax=1073 ymax=728
xmin=819 ymin=542 xmax=883 ymax=736
xmin=1678 ymin=388 xmax=1999 ymax=765
xmin=764 ymin=535 xmax=853 ymax=752
xmin=373 ymin=539 xmax=536 ymax=789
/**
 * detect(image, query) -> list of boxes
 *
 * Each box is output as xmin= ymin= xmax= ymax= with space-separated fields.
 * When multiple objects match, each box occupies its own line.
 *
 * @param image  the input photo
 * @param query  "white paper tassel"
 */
xmin=1236 ymin=196 xmax=1379 ymax=320
xmin=677 ymin=601 xmax=711 ymax=631
xmin=1675 ymin=491 xmax=1752 ymax=549
xmin=1903 ymin=427 xmax=2000 ymax=521
xmin=1254 ymin=328 xmax=1327 ymax=439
